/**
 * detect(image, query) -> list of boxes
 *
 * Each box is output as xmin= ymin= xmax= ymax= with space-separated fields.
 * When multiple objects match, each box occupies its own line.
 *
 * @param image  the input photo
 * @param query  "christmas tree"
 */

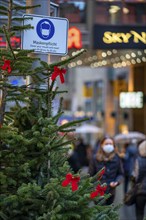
xmin=0 ymin=1 xmax=120 ymax=219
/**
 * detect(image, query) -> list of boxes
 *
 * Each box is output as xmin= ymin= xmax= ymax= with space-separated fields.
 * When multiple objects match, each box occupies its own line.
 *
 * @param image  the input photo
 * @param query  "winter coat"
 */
xmin=75 ymin=143 xmax=89 ymax=167
xmin=89 ymin=154 xmax=124 ymax=195
xmin=122 ymin=144 xmax=138 ymax=176
xmin=135 ymin=156 xmax=146 ymax=195
xmin=68 ymin=151 xmax=81 ymax=173
xmin=133 ymin=140 xmax=146 ymax=195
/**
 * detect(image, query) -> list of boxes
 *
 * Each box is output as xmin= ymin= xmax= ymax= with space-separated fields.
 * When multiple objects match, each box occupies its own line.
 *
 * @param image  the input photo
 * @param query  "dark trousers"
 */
xmin=135 ymin=195 xmax=146 ymax=220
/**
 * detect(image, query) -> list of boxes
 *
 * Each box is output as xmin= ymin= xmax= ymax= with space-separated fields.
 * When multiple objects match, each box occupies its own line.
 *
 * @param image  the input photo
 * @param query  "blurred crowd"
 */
xmin=67 ymin=136 xmax=146 ymax=220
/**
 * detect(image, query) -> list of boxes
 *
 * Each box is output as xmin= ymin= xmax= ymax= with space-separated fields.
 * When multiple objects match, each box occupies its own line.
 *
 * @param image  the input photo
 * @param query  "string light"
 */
xmin=66 ymin=48 xmax=145 ymax=69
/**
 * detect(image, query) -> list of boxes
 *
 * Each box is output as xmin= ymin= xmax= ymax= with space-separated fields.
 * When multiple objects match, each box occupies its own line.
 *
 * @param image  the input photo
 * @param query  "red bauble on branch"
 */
xmin=51 ymin=66 xmax=66 ymax=84
xmin=62 ymin=173 xmax=80 ymax=191
xmin=1 ymin=59 xmax=12 ymax=73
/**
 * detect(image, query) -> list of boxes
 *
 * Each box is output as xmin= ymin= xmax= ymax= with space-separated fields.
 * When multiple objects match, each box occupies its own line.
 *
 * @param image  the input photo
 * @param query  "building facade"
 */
xmin=56 ymin=0 xmax=146 ymax=135
xmin=1 ymin=0 xmax=146 ymax=135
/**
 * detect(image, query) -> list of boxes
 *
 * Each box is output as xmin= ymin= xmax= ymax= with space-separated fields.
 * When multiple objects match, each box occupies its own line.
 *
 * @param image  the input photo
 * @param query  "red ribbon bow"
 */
xmin=62 ymin=173 xmax=80 ymax=191
xmin=51 ymin=66 xmax=66 ymax=84
xmin=90 ymin=184 xmax=107 ymax=199
xmin=1 ymin=59 xmax=12 ymax=73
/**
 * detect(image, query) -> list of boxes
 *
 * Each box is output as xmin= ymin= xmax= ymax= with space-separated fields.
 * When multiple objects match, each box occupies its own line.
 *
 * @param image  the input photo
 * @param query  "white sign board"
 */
xmin=22 ymin=14 xmax=69 ymax=55
xmin=120 ymin=92 xmax=143 ymax=108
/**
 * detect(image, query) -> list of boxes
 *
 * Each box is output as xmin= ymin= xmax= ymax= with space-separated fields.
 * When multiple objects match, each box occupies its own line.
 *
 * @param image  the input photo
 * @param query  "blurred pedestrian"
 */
xmin=133 ymin=140 xmax=146 ymax=220
xmin=126 ymin=139 xmax=138 ymax=172
xmin=92 ymin=138 xmax=101 ymax=156
xmin=89 ymin=136 xmax=124 ymax=205
xmin=118 ymin=140 xmax=138 ymax=194
xmin=80 ymin=143 xmax=93 ymax=175
xmin=75 ymin=137 xmax=89 ymax=167
xmin=68 ymin=143 xmax=81 ymax=173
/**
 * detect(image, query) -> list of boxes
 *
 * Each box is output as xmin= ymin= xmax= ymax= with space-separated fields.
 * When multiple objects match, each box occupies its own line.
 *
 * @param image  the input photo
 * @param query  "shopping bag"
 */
xmin=124 ymin=184 xmax=139 ymax=206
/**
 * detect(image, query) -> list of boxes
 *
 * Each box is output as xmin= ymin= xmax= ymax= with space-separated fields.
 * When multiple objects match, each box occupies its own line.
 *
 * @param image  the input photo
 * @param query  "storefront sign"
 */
xmin=120 ymin=92 xmax=143 ymax=108
xmin=93 ymin=25 xmax=146 ymax=49
xmin=68 ymin=27 xmax=82 ymax=49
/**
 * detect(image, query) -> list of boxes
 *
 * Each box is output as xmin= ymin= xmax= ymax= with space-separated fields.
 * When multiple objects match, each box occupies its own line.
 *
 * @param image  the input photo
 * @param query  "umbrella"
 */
xmin=114 ymin=131 xmax=146 ymax=144
xmin=75 ymin=124 xmax=103 ymax=134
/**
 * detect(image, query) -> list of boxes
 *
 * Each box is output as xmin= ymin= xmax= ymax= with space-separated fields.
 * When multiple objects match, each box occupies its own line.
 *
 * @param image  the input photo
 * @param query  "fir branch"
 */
xmin=8 ymin=31 xmax=16 ymax=37
xmin=0 ymin=50 xmax=14 ymax=58
xmin=0 ymin=28 xmax=4 ymax=33
xmin=15 ymin=49 xmax=38 ymax=56
xmin=47 ymin=77 xmax=52 ymax=118
xmin=52 ymin=112 xmax=64 ymax=124
xmin=51 ymin=140 xmax=74 ymax=150
xmin=40 ymin=61 xmax=50 ymax=69
xmin=2 ymin=25 xmax=16 ymax=59
xmin=12 ymin=5 xmax=41 ymax=11
xmin=11 ymin=24 xmax=33 ymax=31
xmin=49 ymin=78 xmax=56 ymax=92
xmin=0 ymin=83 xmax=7 ymax=125
xmin=52 ymin=86 xmax=59 ymax=100
xmin=12 ymin=17 xmax=32 ymax=22
xmin=51 ymin=133 xmax=68 ymax=146
xmin=57 ymin=97 xmax=63 ymax=114
xmin=0 ymin=6 xmax=8 ymax=11
xmin=0 ymin=211 xmax=8 ymax=220
xmin=48 ymin=49 xmax=86 ymax=70
xmin=0 ymin=11 xmax=8 ymax=16
xmin=27 ymin=49 xmax=87 ymax=75
xmin=59 ymin=128 xmax=76 ymax=133
xmin=52 ymin=90 xmax=68 ymax=95
xmin=15 ymin=56 xmax=37 ymax=62
xmin=59 ymin=118 xmax=89 ymax=130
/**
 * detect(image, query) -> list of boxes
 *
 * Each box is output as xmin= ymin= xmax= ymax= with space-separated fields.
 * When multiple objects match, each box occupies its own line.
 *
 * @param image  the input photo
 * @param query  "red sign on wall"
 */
xmin=0 ymin=36 xmax=21 ymax=48
xmin=68 ymin=27 xmax=82 ymax=49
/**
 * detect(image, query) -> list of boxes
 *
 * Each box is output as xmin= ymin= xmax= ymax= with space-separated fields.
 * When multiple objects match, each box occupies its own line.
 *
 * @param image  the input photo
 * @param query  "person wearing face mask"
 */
xmin=89 ymin=136 xmax=124 ymax=205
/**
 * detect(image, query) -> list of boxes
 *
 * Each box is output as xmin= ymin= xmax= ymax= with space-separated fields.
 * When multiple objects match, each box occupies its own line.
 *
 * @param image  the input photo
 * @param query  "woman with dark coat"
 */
xmin=133 ymin=140 xmax=146 ymax=220
xmin=89 ymin=136 xmax=124 ymax=205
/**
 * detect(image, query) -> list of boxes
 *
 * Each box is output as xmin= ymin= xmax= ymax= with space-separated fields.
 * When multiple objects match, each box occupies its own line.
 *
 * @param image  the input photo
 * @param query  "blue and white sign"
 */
xmin=22 ymin=14 xmax=69 ymax=55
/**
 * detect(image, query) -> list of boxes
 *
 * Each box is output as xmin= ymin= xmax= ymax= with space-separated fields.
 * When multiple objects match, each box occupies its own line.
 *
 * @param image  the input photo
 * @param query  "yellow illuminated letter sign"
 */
xmin=68 ymin=27 xmax=82 ymax=49
xmin=130 ymin=31 xmax=146 ymax=44
xmin=103 ymin=31 xmax=146 ymax=44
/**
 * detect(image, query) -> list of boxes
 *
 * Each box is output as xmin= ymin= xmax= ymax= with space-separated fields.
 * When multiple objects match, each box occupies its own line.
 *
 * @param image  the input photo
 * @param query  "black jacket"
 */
xmin=89 ymin=154 xmax=124 ymax=194
xmin=136 ymin=156 xmax=146 ymax=195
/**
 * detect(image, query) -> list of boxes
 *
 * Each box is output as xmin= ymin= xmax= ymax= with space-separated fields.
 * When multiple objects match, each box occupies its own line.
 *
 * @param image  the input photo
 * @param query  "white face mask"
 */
xmin=102 ymin=144 xmax=114 ymax=154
